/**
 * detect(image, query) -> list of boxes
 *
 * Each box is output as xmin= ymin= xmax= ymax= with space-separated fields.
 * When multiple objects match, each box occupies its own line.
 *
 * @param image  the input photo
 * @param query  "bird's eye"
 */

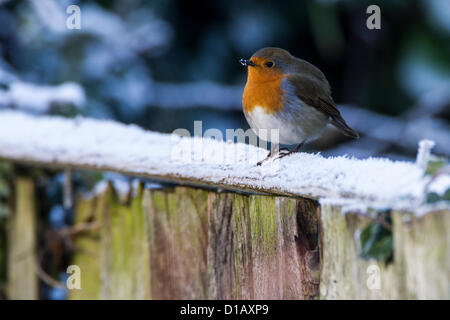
xmin=265 ymin=61 xmax=274 ymax=68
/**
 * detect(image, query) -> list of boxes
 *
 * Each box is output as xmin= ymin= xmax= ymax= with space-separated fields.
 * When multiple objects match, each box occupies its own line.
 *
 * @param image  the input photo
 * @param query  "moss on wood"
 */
xmin=8 ymin=177 xmax=38 ymax=299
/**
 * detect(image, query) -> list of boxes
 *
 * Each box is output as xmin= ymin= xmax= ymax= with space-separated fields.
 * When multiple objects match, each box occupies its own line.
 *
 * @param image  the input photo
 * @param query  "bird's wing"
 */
xmin=287 ymin=73 xmax=359 ymax=139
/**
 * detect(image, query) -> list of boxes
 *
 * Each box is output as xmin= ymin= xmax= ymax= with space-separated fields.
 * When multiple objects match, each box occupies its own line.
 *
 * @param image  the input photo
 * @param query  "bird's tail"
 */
xmin=331 ymin=116 xmax=359 ymax=139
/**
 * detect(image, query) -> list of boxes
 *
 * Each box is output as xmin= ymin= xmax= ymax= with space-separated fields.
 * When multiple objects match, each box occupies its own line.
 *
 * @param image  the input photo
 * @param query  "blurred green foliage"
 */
xmin=425 ymin=157 xmax=447 ymax=176
xmin=426 ymin=190 xmax=450 ymax=204
xmin=359 ymin=212 xmax=393 ymax=264
xmin=425 ymin=157 xmax=450 ymax=204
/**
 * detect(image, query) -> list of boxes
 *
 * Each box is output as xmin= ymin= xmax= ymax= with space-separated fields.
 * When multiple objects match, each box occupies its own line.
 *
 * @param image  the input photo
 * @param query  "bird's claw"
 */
xmin=256 ymin=148 xmax=291 ymax=166
xmin=275 ymin=150 xmax=293 ymax=160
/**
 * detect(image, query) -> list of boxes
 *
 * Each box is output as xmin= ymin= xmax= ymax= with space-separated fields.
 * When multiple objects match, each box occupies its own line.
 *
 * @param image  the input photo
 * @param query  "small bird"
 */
xmin=240 ymin=47 xmax=359 ymax=165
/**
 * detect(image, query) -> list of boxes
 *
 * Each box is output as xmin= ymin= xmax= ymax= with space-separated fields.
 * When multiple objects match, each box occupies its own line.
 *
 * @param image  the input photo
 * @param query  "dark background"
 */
xmin=0 ymin=0 xmax=449 ymax=159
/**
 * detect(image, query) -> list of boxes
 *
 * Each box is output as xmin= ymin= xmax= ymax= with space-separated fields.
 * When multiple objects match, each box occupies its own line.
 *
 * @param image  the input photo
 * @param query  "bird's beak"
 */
xmin=239 ymin=58 xmax=255 ymax=67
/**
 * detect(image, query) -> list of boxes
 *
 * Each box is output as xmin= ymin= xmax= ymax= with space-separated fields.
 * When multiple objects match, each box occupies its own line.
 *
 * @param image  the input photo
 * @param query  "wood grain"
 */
xmin=8 ymin=177 xmax=38 ymax=299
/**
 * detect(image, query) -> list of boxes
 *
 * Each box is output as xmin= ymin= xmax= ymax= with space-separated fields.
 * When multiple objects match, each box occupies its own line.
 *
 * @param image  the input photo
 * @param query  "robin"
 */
xmin=240 ymin=47 xmax=359 ymax=165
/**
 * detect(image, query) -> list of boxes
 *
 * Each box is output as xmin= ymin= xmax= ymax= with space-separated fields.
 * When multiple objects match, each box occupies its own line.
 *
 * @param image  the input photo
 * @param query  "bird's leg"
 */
xmin=292 ymin=141 xmax=305 ymax=153
xmin=278 ymin=147 xmax=291 ymax=154
xmin=256 ymin=150 xmax=272 ymax=166
xmin=276 ymin=141 xmax=305 ymax=160
xmin=257 ymin=144 xmax=290 ymax=166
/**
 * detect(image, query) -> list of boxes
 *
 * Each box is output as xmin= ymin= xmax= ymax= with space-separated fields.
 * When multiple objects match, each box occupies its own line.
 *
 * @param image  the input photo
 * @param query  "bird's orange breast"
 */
xmin=243 ymin=69 xmax=286 ymax=115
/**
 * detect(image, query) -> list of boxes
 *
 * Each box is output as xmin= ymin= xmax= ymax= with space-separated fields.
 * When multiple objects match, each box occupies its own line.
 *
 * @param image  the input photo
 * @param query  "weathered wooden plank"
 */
xmin=8 ymin=177 xmax=38 ymax=299
xmin=320 ymin=205 xmax=400 ymax=299
xmin=393 ymin=210 xmax=450 ymax=299
xmin=320 ymin=205 xmax=450 ymax=300
xmin=146 ymin=187 xmax=209 ymax=299
xmin=133 ymin=185 xmax=152 ymax=300
xmin=246 ymin=196 xmax=319 ymax=299
xmin=207 ymin=192 xmax=320 ymax=299
xmin=207 ymin=192 xmax=234 ymax=299
xmin=231 ymin=193 xmax=254 ymax=299
xmin=292 ymin=199 xmax=320 ymax=299
xmin=248 ymin=195 xmax=279 ymax=299
xmin=100 ymin=183 xmax=151 ymax=299
xmin=68 ymin=194 xmax=102 ymax=300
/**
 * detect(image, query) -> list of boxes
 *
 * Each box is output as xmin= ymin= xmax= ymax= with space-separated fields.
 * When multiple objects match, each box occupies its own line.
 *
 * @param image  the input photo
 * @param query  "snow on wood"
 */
xmin=0 ymin=110 xmax=448 ymax=211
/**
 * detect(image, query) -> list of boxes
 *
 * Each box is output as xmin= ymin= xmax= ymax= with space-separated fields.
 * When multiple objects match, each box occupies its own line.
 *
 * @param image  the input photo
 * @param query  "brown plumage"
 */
xmin=287 ymin=73 xmax=359 ymax=139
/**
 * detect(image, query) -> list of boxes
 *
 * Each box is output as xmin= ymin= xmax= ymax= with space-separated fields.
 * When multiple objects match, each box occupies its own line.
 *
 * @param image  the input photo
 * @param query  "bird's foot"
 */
xmin=256 ymin=148 xmax=290 ymax=166
xmin=256 ymin=152 xmax=271 ymax=166
xmin=257 ymin=143 xmax=305 ymax=165
xmin=275 ymin=150 xmax=294 ymax=160
xmin=275 ymin=142 xmax=305 ymax=160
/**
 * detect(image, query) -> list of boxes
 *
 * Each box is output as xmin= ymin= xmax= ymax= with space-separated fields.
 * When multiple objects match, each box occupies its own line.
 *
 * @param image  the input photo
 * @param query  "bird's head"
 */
xmin=240 ymin=47 xmax=293 ymax=83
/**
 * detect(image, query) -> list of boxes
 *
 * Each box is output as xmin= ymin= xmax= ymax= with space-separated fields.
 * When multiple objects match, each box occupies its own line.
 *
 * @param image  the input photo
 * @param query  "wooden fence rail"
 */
xmin=0 ymin=111 xmax=449 ymax=299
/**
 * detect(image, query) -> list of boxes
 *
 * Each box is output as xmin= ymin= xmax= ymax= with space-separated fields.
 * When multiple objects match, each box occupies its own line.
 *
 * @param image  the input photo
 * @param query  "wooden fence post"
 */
xmin=68 ymin=192 xmax=102 ymax=299
xmin=8 ymin=177 xmax=38 ymax=299
xmin=392 ymin=210 xmax=450 ymax=299
xmin=319 ymin=205 xmax=450 ymax=299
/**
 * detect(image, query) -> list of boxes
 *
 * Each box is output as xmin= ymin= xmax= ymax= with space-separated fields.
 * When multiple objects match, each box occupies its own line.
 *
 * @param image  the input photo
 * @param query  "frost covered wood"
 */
xmin=0 ymin=110 xmax=448 ymax=212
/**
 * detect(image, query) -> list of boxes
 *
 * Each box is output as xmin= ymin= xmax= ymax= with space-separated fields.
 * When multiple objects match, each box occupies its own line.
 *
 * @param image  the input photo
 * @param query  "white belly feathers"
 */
xmin=245 ymin=102 xmax=329 ymax=145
